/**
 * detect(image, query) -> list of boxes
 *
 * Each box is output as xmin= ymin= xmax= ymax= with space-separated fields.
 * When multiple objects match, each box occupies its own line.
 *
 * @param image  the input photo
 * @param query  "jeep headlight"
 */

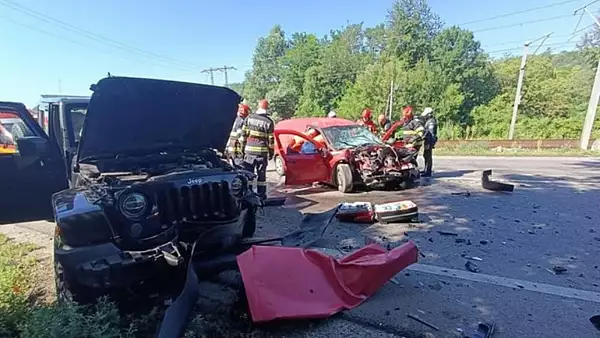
xmin=231 ymin=176 xmax=245 ymax=196
xmin=119 ymin=192 xmax=149 ymax=220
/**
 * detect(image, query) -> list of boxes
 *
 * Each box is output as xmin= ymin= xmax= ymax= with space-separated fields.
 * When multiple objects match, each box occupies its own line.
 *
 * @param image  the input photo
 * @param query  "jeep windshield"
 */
xmin=321 ymin=125 xmax=384 ymax=150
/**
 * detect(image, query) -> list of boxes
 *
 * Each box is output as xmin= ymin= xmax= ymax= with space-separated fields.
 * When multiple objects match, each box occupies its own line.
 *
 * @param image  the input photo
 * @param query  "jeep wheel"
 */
xmin=242 ymin=206 xmax=257 ymax=238
xmin=274 ymin=156 xmax=285 ymax=177
xmin=55 ymin=260 xmax=103 ymax=305
xmin=335 ymin=164 xmax=354 ymax=193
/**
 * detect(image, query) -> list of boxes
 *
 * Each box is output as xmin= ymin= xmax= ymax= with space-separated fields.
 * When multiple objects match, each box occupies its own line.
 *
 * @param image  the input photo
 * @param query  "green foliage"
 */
xmin=239 ymin=0 xmax=600 ymax=140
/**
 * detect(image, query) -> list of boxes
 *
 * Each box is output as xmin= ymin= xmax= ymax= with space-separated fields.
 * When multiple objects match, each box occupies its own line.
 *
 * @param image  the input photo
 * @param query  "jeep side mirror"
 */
xmin=16 ymin=136 xmax=48 ymax=159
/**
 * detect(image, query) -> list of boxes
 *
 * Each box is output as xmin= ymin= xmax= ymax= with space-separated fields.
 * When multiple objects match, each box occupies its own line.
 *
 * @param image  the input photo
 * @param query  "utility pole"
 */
xmin=508 ymin=43 xmax=529 ymax=140
xmin=201 ymin=66 xmax=237 ymax=86
xmin=575 ymin=1 xmax=600 ymax=149
xmin=508 ymin=32 xmax=553 ymax=140
xmin=388 ymin=80 xmax=394 ymax=120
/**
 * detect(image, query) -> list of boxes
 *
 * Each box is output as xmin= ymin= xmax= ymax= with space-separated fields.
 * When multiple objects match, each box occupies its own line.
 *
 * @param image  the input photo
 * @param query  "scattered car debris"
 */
xmin=590 ymin=315 xmax=600 ymax=330
xmin=407 ymin=313 xmax=440 ymax=331
xmin=455 ymin=238 xmax=467 ymax=244
xmin=465 ymin=256 xmax=483 ymax=261
xmin=263 ymin=196 xmax=287 ymax=206
xmin=465 ymin=261 xmax=480 ymax=273
xmin=281 ymin=206 xmax=340 ymax=248
xmin=481 ymin=169 xmax=514 ymax=192
xmin=468 ymin=322 xmax=496 ymax=338
xmin=479 ymin=240 xmax=489 ymax=245
xmin=374 ymin=200 xmax=419 ymax=223
xmin=552 ymin=266 xmax=568 ymax=275
xmin=437 ymin=230 xmax=459 ymax=236
xmin=237 ymin=242 xmax=418 ymax=322
xmin=451 ymin=191 xmax=471 ymax=197
xmin=336 ymin=202 xmax=375 ymax=223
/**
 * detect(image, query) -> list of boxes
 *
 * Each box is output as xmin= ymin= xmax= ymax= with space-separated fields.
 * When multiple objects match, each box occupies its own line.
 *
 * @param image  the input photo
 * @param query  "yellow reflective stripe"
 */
xmin=249 ymin=130 xmax=268 ymax=137
xmin=256 ymin=181 xmax=268 ymax=186
xmin=245 ymin=145 xmax=269 ymax=152
xmin=404 ymin=130 xmax=417 ymax=135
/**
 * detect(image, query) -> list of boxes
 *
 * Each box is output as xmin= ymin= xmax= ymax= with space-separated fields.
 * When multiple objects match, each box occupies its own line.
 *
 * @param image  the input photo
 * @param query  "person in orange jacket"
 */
xmin=357 ymin=108 xmax=378 ymax=134
xmin=287 ymin=127 xmax=326 ymax=153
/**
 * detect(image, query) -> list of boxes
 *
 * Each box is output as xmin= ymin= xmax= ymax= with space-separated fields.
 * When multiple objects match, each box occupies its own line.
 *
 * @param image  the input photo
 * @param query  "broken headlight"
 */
xmin=119 ymin=192 xmax=149 ymax=220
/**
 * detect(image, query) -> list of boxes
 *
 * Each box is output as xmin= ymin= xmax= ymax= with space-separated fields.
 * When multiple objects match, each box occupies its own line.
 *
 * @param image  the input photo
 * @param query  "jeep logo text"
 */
xmin=186 ymin=178 xmax=203 ymax=185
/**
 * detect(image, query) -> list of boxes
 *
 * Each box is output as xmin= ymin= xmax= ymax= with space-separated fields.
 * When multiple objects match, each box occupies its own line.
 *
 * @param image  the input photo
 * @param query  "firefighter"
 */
xmin=240 ymin=99 xmax=274 ymax=200
xmin=377 ymin=114 xmax=392 ymax=135
xmin=225 ymin=103 xmax=249 ymax=165
xmin=394 ymin=106 xmax=425 ymax=151
xmin=420 ymin=107 xmax=438 ymax=177
xmin=357 ymin=108 xmax=378 ymax=134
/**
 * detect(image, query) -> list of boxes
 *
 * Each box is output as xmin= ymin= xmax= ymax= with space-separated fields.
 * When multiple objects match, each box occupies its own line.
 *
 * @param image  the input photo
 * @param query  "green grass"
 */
xmin=0 ymin=234 xmax=163 ymax=338
xmin=434 ymin=142 xmax=600 ymax=157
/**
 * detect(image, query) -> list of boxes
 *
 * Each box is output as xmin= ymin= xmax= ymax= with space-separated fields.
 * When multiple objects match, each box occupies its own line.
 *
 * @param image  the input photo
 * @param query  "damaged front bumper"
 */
xmin=362 ymin=164 xmax=420 ymax=187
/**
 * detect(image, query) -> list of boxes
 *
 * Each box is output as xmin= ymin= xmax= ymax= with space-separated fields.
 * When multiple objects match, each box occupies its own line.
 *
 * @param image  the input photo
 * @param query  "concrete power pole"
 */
xmin=508 ymin=43 xmax=529 ymax=140
xmin=508 ymin=33 xmax=553 ymax=140
xmin=201 ymin=66 xmax=237 ymax=86
xmin=575 ymin=3 xmax=600 ymax=149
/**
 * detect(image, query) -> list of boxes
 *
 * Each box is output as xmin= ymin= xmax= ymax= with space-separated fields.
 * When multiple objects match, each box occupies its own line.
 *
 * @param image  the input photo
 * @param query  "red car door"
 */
xmin=274 ymin=129 xmax=330 ymax=185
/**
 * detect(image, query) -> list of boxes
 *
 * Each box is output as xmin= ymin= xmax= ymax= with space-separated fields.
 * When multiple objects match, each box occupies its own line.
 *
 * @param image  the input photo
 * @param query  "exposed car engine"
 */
xmin=353 ymin=145 xmax=402 ymax=178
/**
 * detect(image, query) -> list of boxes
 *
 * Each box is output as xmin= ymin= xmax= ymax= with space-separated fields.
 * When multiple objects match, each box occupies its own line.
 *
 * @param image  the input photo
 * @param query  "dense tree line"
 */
xmin=232 ymin=0 xmax=600 ymax=140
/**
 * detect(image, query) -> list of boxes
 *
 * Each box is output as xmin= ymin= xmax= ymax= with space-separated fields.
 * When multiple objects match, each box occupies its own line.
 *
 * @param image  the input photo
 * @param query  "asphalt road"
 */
xmin=4 ymin=156 xmax=600 ymax=337
xmin=260 ymin=156 xmax=600 ymax=338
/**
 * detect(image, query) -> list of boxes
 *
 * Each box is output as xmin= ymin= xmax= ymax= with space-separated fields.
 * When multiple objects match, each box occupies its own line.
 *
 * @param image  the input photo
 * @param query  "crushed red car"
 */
xmin=273 ymin=117 xmax=420 ymax=193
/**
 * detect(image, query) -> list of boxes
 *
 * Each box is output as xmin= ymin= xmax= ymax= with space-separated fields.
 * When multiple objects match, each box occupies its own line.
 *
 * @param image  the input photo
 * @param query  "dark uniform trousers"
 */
xmin=422 ymin=117 xmax=437 ymax=176
xmin=240 ymin=112 xmax=274 ymax=199
xmin=423 ymin=143 xmax=433 ymax=176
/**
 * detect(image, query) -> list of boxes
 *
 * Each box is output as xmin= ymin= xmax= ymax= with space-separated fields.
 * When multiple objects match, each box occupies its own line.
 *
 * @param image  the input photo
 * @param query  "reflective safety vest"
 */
xmin=395 ymin=118 xmax=425 ymax=149
xmin=226 ymin=115 xmax=245 ymax=157
xmin=240 ymin=113 xmax=275 ymax=157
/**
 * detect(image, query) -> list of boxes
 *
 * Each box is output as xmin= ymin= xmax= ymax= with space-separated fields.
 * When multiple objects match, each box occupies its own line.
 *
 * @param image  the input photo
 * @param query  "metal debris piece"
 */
xmin=552 ymin=266 xmax=568 ymax=275
xmin=407 ymin=313 xmax=440 ymax=331
xmin=451 ymin=191 xmax=471 ymax=197
xmin=263 ymin=196 xmax=287 ymax=206
xmin=482 ymin=169 xmax=514 ymax=192
xmin=469 ymin=322 xmax=496 ymax=338
xmin=465 ymin=261 xmax=480 ymax=273
xmin=437 ymin=230 xmax=459 ymax=236
xmin=591 ymin=315 xmax=600 ymax=330
xmin=465 ymin=256 xmax=483 ymax=261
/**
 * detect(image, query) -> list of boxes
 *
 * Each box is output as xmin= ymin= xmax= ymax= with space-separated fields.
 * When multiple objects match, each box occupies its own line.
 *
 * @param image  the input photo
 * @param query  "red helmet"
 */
xmin=361 ymin=108 xmax=372 ymax=120
xmin=238 ymin=104 xmax=250 ymax=117
xmin=259 ymin=99 xmax=269 ymax=110
xmin=402 ymin=106 xmax=414 ymax=119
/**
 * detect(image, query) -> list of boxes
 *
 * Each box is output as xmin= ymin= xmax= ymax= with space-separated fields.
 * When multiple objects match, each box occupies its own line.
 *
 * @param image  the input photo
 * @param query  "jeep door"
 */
xmin=273 ymin=129 xmax=330 ymax=185
xmin=0 ymin=102 xmax=68 ymax=224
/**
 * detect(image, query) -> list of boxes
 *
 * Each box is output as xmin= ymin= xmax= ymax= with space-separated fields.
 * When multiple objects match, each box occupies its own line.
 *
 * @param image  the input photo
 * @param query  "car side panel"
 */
xmin=273 ymin=129 xmax=330 ymax=185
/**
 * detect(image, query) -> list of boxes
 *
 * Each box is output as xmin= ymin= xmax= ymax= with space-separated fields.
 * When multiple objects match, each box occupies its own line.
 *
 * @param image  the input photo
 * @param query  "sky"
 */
xmin=0 ymin=0 xmax=598 ymax=107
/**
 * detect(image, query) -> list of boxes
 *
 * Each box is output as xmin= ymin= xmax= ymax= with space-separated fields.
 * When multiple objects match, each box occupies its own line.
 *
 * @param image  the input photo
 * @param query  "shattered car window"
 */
xmin=67 ymin=104 xmax=88 ymax=143
xmin=321 ymin=125 xmax=384 ymax=150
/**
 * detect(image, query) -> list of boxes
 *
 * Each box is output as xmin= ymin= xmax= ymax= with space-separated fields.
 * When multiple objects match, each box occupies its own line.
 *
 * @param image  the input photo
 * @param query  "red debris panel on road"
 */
xmin=237 ymin=241 xmax=419 ymax=322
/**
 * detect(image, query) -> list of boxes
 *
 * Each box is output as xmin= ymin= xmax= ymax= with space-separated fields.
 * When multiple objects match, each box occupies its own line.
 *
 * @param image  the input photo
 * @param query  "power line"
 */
xmin=0 ymin=0 xmax=203 ymax=70
xmin=201 ymin=66 xmax=237 ymax=85
xmin=471 ymin=14 xmax=575 ymax=33
xmin=458 ymin=0 xmax=584 ymax=26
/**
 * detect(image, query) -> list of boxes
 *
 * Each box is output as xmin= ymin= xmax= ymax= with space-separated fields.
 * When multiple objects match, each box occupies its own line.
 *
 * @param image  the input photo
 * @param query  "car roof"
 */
xmin=275 ymin=117 xmax=356 ymax=131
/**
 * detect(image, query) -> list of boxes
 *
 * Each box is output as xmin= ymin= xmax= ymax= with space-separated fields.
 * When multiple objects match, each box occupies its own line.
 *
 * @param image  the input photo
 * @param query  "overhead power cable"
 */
xmin=0 ymin=0 xmax=203 ymax=70
xmin=471 ymin=14 xmax=576 ymax=33
xmin=458 ymin=0 xmax=585 ymax=26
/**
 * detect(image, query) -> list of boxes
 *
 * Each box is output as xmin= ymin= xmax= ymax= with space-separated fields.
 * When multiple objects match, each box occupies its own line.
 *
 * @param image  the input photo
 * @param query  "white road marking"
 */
xmin=316 ymin=248 xmax=600 ymax=303
xmin=406 ymin=263 xmax=600 ymax=303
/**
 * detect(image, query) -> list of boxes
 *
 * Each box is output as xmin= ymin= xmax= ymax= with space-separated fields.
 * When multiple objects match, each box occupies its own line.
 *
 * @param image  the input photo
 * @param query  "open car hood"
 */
xmin=78 ymin=76 xmax=241 ymax=160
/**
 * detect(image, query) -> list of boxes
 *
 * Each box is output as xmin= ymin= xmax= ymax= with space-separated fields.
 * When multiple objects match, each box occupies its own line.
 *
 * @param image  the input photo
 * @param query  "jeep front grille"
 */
xmin=156 ymin=182 xmax=238 ymax=224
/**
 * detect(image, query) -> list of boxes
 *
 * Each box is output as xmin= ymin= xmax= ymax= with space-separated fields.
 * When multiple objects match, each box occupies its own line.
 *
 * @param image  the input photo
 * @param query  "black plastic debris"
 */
xmin=481 ymin=170 xmax=514 ymax=192
xmin=465 ymin=261 xmax=480 ymax=273
xmin=467 ymin=322 xmax=496 ymax=338
xmin=590 ymin=315 xmax=600 ymax=330
xmin=451 ymin=191 xmax=471 ymax=197
xmin=280 ymin=206 xmax=340 ymax=248
xmin=438 ymin=230 xmax=459 ymax=236
xmin=552 ymin=266 xmax=568 ymax=275
xmin=263 ymin=196 xmax=287 ymax=207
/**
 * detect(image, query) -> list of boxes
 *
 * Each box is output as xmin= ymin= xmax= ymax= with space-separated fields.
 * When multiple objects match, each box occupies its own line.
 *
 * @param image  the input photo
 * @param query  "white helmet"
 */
xmin=421 ymin=107 xmax=433 ymax=117
xmin=327 ymin=111 xmax=337 ymax=118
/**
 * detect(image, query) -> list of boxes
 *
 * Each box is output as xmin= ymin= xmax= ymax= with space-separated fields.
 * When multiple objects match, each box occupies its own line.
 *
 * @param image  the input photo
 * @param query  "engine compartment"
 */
xmin=351 ymin=145 xmax=418 ymax=185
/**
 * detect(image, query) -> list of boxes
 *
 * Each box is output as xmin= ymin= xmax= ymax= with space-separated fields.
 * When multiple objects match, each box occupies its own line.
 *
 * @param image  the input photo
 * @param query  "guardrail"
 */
xmin=436 ymin=139 xmax=598 ymax=149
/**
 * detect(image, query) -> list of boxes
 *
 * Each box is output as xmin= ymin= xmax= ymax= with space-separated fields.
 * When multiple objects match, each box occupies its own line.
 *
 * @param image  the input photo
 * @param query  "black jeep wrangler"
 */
xmin=0 ymin=76 xmax=260 ymax=303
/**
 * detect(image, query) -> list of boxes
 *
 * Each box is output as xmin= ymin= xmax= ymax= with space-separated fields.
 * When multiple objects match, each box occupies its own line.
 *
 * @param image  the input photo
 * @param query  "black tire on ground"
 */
xmin=54 ymin=260 xmax=104 ymax=305
xmin=335 ymin=163 xmax=354 ymax=193
xmin=242 ymin=206 xmax=257 ymax=238
xmin=274 ymin=156 xmax=285 ymax=177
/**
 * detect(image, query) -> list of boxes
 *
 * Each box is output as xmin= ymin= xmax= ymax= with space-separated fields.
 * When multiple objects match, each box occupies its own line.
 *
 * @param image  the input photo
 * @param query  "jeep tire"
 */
xmin=55 ymin=260 xmax=103 ymax=305
xmin=242 ymin=206 xmax=257 ymax=238
xmin=336 ymin=164 xmax=354 ymax=193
